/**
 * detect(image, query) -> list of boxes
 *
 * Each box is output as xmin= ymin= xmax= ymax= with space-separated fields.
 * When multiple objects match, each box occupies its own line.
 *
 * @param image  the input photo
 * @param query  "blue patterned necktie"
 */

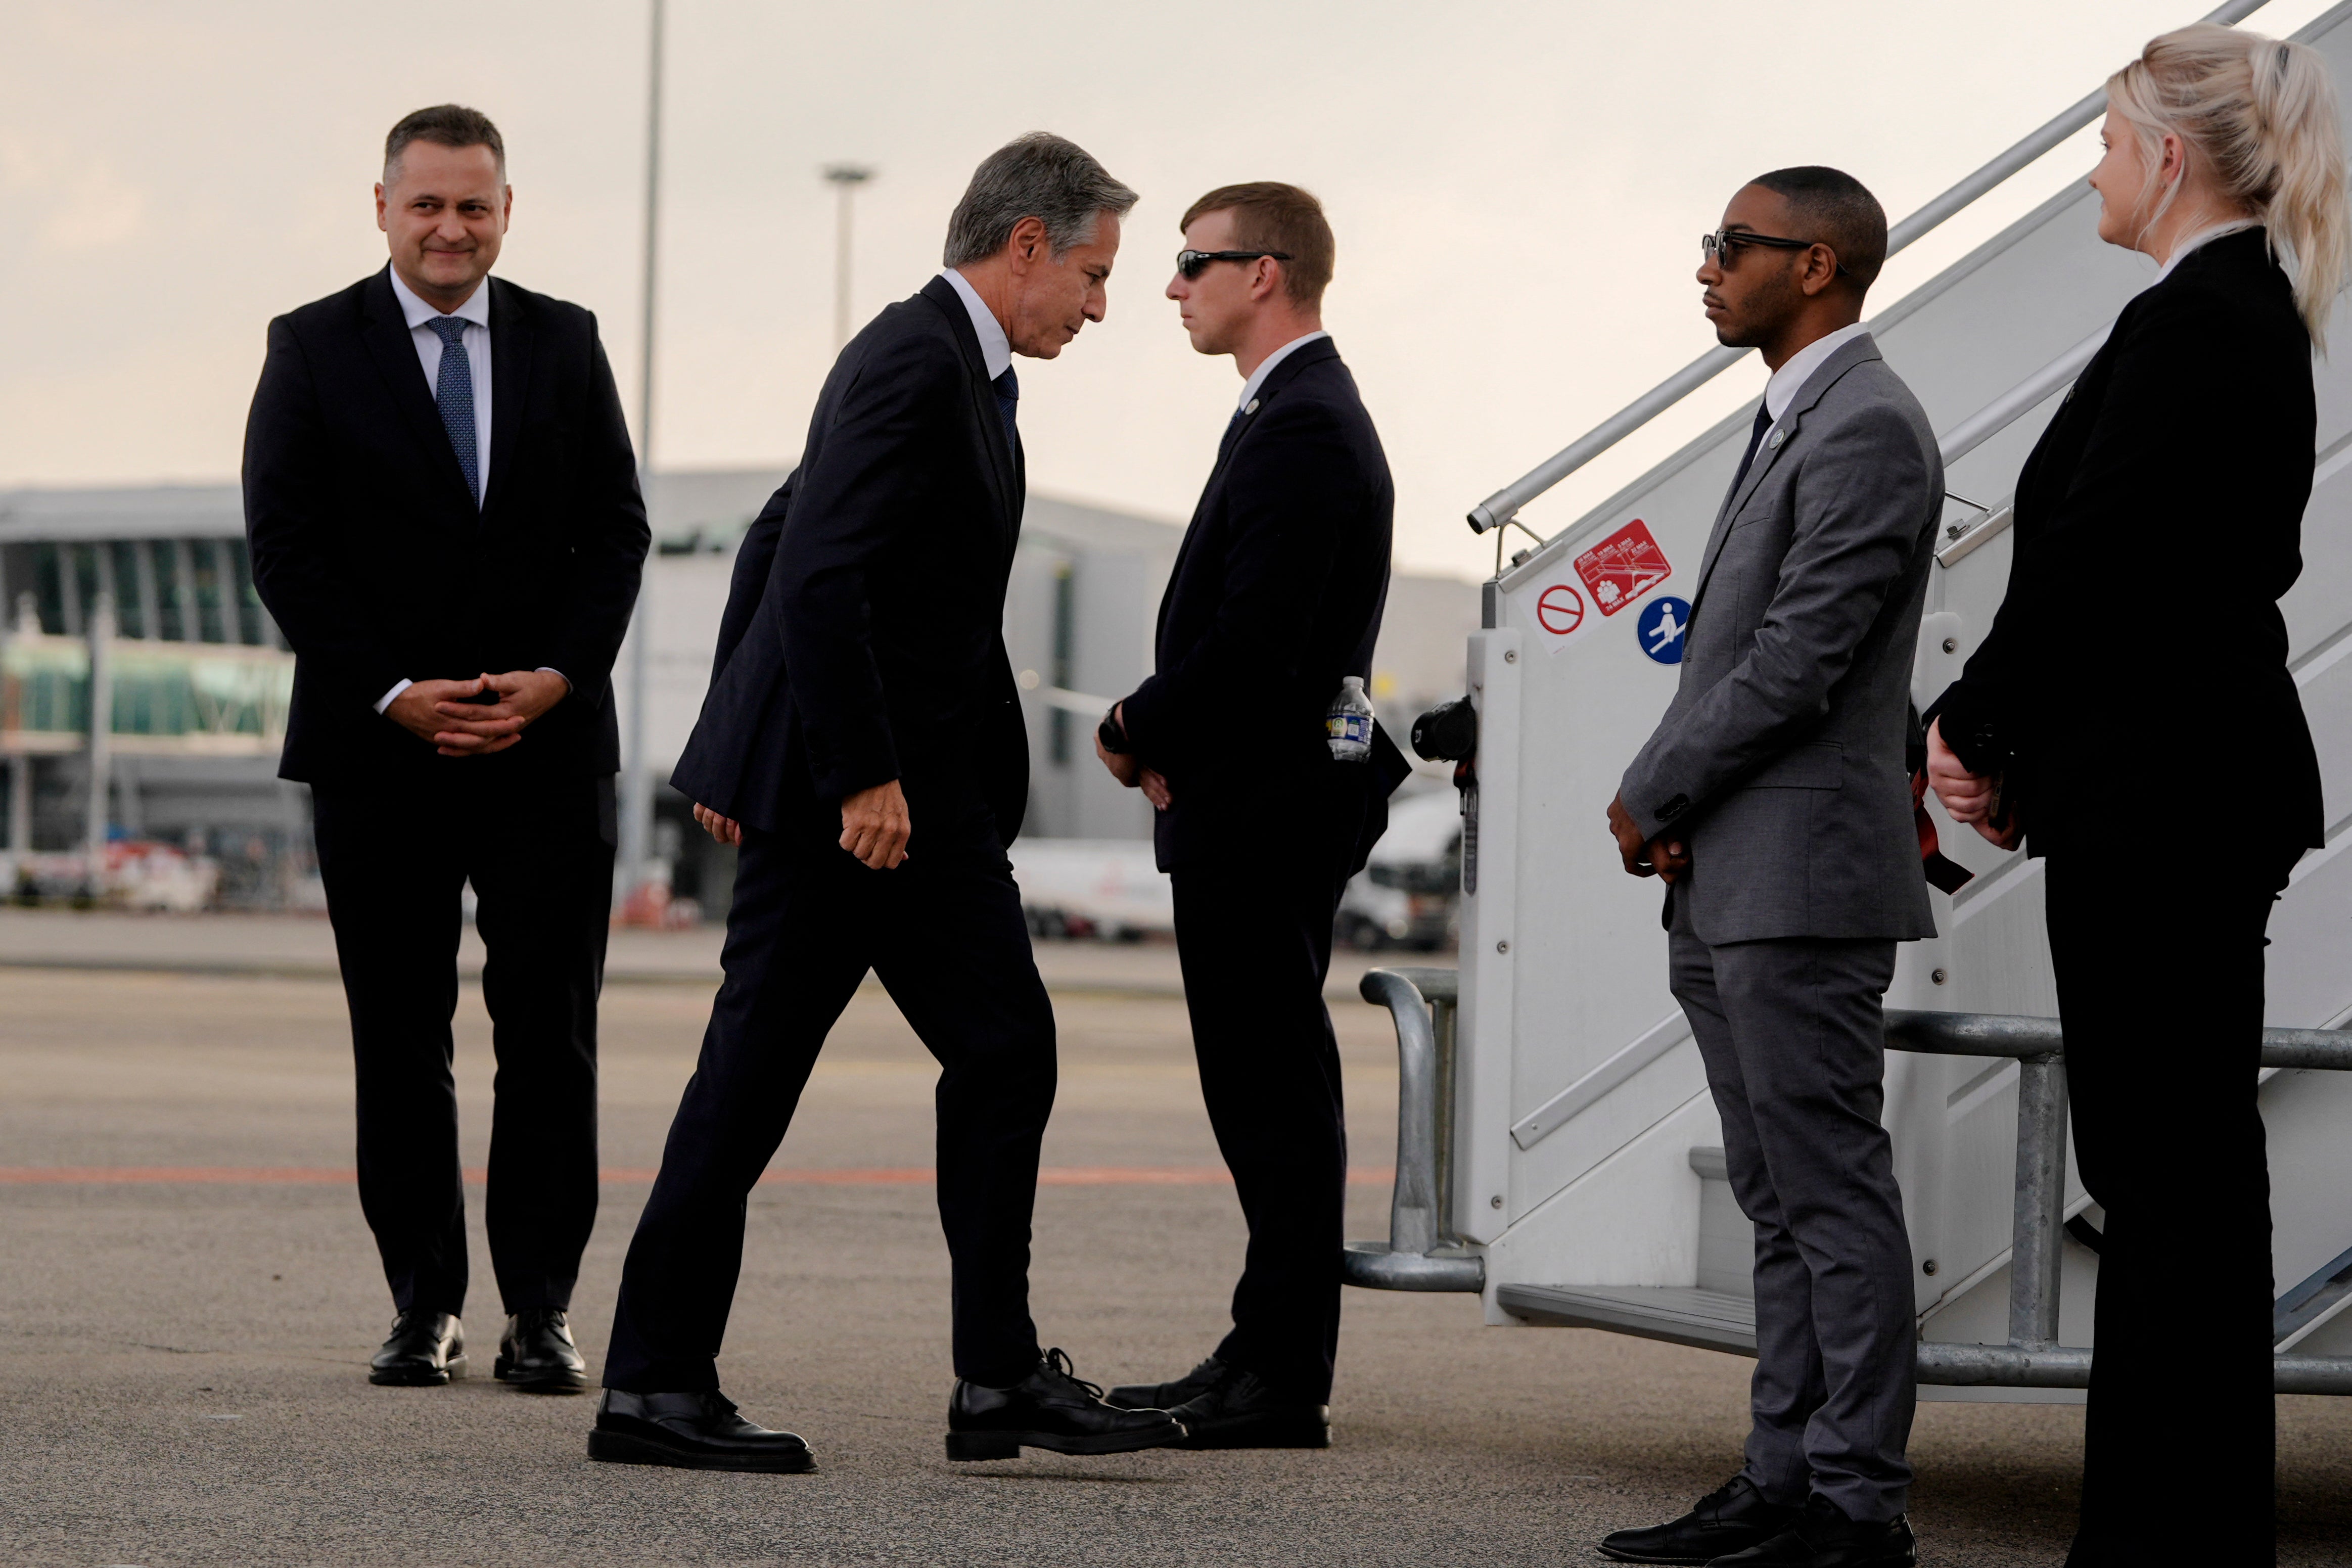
xmin=992 ymin=366 xmax=1019 ymax=452
xmin=426 ymin=315 xmax=481 ymax=505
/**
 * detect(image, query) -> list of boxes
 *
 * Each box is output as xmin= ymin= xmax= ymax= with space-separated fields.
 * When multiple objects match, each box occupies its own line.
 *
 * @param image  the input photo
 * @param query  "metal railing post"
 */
xmin=1380 ymin=974 xmax=1441 ymax=1258
xmin=2007 ymin=1052 xmax=2069 ymax=1351
xmin=1346 ymin=969 xmax=1482 ymax=1292
xmin=1430 ymin=991 xmax=1458 ymax=1246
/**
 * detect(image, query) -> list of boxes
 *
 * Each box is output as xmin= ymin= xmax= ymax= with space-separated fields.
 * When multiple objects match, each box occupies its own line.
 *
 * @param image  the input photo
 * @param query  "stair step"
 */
xmin=1497 ymin=1283 xmax=1759 ymax=1355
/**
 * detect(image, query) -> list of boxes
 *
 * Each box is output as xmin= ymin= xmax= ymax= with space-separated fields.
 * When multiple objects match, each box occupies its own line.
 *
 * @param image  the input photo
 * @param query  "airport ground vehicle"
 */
xmin=1336 ymin=789 xmax=1460 ymax=951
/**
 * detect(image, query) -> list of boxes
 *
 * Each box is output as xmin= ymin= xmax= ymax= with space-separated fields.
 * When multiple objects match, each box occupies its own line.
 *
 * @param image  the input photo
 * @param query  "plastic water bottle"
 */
xmin=1326 ymin=675 xmax=1374 ymax=763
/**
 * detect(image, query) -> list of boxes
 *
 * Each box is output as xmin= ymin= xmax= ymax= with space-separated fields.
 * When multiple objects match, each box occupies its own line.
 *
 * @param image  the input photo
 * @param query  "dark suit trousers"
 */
xmin=1669 ymin=899 xmax=1915 ymax=1523
xmin=310 ymin=768 xmax=615 ymax=1317
xmin=603 ymin=823 xmax=1055 ymax=1393
xmin=1170 ymin=853 xmax=1352 ymax=1404
xmin=2046 ymin=855 xmax=2284 ymax=1568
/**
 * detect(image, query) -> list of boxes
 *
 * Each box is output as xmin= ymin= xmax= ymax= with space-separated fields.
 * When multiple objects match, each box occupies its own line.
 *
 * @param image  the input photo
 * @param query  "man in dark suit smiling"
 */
xmin=1097 ymin=182 xmax=1397 ymax=1449
xmin=591 ymin=133 xmax=1184 ymax=1474
xmin=243 ymin=105 xmax=649 ymax=1395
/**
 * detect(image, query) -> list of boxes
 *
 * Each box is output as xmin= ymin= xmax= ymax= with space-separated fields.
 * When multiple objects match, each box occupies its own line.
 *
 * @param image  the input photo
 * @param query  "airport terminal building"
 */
xmin=0 ymin=473 xmax=1475 ymax=911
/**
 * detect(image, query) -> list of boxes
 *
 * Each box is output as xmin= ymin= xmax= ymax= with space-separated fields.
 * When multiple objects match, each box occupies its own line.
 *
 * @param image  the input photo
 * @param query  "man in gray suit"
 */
xmin=1599 ymin=168 xmax=1940 ymax=1568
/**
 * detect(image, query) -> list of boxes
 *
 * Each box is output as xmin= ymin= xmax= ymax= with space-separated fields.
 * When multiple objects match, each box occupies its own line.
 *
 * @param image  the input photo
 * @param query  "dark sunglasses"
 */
xmin=1700 ymin=228 xmax=1852 ymax=277
xmin=1175 ymin=248 xmax=1293 ymax=280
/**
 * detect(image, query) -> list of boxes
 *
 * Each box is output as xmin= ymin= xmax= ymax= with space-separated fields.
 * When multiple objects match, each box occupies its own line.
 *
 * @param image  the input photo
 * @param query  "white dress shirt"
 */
xmin=1763 ymin=320 xmax=1873 ymax=434
xmin=386 ymin=265 xmax=493 ymax=486
xmin=939 ymin=268 xmax=1013 ymax=380
xmin=374 ymin=268 xmax=563 ymax=717
xmin=1236 ymin=330 xmax=1330 ymax=413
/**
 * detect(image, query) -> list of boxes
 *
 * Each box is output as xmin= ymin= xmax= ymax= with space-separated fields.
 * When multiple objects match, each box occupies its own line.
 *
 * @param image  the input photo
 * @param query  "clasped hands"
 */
xmin=1602 ymin=718 xmax=2023 ymax=883
xmin=1606 ymin=793 xmax=1690 ymax=884
xmin=1092 ymin=703 xmax=1172 ymax=811
xmin=386 ymin=669 xmax=569 ymax=758
xmin=1923 ymin=716 xmax=2023 ymax=850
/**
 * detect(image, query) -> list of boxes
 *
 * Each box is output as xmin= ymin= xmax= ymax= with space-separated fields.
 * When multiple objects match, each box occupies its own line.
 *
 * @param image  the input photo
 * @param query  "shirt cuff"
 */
xmin=374 ymin=678 xmax=413 ymax=715
xmin=536 ymin=668 xmax=572 ymax=693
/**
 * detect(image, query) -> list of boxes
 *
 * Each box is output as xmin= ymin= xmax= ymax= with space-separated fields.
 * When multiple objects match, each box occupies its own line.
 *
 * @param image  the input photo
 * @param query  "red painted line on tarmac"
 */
xmin=0 ymin=1165 xmax=1396 ymax=1187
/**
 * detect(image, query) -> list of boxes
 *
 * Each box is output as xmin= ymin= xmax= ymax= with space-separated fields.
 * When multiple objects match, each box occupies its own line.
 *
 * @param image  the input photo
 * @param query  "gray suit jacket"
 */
xmin=1620 ymin=332 xmax=1941 ymax=945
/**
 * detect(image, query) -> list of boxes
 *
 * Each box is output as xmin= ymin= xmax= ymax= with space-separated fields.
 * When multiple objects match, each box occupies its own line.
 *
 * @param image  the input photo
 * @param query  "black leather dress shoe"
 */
xmin=1710 ymin=1496 xmax=1917 ymax=1567
xmin=494 ymin=1307 xmax=588 ymax=1393
xmin=946 ymin=1348 xmax=1187 ymax=1460
xmin=1165 ymin=1363 xmax=1330 ymax=1449
xmin=587 ymin=1390 xmax=815 ymax=1473
xmin=1106 ymin=1354 xmax=1227 ymax=1411
xmin=369 ymin=1310 xmax=466 ymax=1387
xmin=1598 ymin=1474 xmax=1801 ymax=1565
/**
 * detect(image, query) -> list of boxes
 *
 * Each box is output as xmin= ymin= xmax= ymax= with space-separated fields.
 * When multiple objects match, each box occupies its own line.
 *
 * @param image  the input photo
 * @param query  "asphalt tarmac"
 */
xmin=3 ymin=942 xmax=2348 ymax=1566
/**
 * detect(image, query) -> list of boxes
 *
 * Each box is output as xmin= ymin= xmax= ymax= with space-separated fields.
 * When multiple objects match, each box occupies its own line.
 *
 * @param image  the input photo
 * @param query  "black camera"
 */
xmin=1410 ymin=696 xmax=1478 ymax=763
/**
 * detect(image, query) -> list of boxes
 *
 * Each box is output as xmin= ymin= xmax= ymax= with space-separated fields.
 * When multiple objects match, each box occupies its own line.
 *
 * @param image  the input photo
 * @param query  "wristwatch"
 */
xmin=1097 ymin=705 xmax=1130 ymax=755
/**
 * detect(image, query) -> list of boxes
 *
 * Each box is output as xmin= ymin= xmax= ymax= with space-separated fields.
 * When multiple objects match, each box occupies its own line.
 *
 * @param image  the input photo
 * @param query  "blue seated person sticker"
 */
xmin=1637 ymin=595 xmax=1691 ymax=664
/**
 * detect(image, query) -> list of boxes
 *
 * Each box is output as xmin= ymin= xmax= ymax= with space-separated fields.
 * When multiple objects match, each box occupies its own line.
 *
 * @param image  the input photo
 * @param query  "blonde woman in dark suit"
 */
xmin=1929 ymin=25 xmax=2347 ymax=1567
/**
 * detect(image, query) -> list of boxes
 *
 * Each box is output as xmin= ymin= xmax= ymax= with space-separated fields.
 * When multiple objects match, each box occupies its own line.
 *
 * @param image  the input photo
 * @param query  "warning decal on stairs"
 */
xmin=1573 ymin=519 xmax=1673 ymax=616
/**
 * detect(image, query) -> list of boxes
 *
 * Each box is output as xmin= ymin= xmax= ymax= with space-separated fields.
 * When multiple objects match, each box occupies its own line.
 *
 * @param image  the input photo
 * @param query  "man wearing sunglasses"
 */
xmin=1092 ymin=182 xmax=1402 ymax=1449
xmin=1599 ymin=168 xmax=1942 ymax=1568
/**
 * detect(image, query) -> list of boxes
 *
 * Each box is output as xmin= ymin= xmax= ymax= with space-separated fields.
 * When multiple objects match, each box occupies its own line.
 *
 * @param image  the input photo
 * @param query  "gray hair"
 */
xmin=942 ymin=132 xmax=1138 ymax=266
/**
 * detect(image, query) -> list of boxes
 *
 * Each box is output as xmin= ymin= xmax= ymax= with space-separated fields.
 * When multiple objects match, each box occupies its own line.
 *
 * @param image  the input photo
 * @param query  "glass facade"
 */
xmin=4 ymin=537 xmax=280 ymax=650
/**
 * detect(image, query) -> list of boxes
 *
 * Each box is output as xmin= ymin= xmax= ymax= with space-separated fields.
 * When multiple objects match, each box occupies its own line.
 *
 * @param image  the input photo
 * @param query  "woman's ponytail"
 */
xmin=2248 ymin=35 xmax=2349 ymax=344
xmin=2109 ymin=23 xmax=2350 ymax=349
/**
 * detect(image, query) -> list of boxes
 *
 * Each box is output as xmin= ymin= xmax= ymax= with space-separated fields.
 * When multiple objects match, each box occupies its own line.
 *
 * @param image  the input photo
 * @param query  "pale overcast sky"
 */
xmin=1 ymin=1 xmax=2333 ymax=578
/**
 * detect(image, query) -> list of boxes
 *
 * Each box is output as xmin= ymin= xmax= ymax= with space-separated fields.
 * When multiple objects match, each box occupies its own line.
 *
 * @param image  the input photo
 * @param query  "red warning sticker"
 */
xmin=1535 ymin=583 xmax=1586 ymax=636
xmin=1573 ymin=519 xmax=1672 ymax=617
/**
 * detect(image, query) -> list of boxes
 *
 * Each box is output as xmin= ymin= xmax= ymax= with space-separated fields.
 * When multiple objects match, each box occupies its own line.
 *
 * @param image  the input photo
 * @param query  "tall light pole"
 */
xmin=617 ymin=0 xmax=665 ymax=914
xmin=824 ymin=163 xmax=873 ymax=349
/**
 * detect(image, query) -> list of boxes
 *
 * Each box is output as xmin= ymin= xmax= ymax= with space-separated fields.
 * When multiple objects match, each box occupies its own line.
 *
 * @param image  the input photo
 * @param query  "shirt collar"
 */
xmin=387 ymin=264 xmax=490 ymax=330
xmin=939 ymin=267 xmax=1013 ymax=380
xmin=1237 ymin=330 xmax=1330 ymax=412
xmin=1764 ymin=320 xmax=1872 ymax=424
xmin=2152 ymin=218 xmax=2258 ymax=287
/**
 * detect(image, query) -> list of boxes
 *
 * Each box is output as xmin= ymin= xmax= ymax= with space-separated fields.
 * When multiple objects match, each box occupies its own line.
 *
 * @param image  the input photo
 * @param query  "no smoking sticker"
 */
xmin=1574 ymin=519 xmax=1673 ymax=616
xmin=1536 ymin=584 xmax=1586 ymax=635
xmin=1527 ymin=579 xmax=1595 ymax=656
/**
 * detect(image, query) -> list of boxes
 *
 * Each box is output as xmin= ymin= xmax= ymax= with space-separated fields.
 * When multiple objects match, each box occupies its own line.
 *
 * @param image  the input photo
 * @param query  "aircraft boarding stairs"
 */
xmin=1343 ymin=0 xmax=2352 ymax=1402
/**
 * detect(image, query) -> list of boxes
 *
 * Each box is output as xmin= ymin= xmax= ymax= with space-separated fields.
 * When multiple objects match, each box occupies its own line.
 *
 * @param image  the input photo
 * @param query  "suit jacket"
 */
xmin=242 ymin=267 xmax=649 ymax=784
xmin=1933 ymin=226 xmax=2323 ymax=861
xmin=671 ymin=275 xmax=1030 ymax=850
xmin=1120 ymin=338 xmax=1397 ymax=874
xmin=1620 ymin=332 xmax=1942 ymax=945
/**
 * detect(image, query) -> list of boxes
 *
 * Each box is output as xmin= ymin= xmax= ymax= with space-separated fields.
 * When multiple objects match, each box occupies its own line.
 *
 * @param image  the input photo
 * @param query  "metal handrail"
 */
xmin=1933 ymin=327 xmax=2110 ymax=467
xmin=1886 ymin=1008 xmax=2352 ymax=1072
xmin=1891 ymin=1008 xmax=2352 ymax=1392
xmin=1348 ymin=986 xmax=2352 ymax=1386
xmin=1464 ymin=0 xmax=2271 ymax=535
xmin=1346 ymin=967 xmax=1483 ymax=1292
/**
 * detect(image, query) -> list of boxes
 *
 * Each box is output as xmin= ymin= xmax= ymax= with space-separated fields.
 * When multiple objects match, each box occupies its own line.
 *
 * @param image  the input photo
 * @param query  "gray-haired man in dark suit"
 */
xmin=1600 ymin=168 xmax=1941 ymax=1568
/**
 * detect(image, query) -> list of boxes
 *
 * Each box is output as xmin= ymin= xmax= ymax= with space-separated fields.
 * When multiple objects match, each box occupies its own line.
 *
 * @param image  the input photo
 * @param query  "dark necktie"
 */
xmin=1217 ymin=404 xmax=1247 ymax=467
xmin=1730 ymin=402 xmax=1772 ymax=495
xmin=426 ymin=316 xmax=481 ymax=506
xmin=993 ymin=366 xmax=1019 ymax=452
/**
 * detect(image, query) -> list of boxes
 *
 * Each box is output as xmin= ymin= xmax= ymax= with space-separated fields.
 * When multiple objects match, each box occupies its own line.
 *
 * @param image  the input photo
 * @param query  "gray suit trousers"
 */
xmin=1669 ymin=895 xmax=1915 ymax=1521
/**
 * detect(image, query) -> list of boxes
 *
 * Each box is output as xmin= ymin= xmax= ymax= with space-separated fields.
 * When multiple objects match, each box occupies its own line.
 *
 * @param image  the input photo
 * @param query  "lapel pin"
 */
xmin=1768 ymin=428 xmax=1787 ymax=449
xmin=1244 ymin=398 xmax=1260 ymax=415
